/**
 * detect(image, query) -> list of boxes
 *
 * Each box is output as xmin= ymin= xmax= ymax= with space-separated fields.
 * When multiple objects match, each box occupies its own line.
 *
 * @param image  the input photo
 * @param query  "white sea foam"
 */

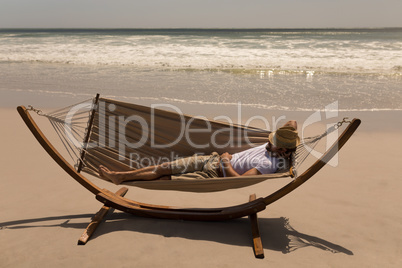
xmin=1 ymin=30 xmax=402 ymax=75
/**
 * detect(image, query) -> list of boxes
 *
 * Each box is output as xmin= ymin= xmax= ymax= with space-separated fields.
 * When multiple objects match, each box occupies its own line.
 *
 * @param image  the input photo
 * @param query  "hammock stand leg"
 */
xmin=78 ymin=187 xmax=129 ymax=245
xmin=248 ymin=194 xmax=264 ymax=259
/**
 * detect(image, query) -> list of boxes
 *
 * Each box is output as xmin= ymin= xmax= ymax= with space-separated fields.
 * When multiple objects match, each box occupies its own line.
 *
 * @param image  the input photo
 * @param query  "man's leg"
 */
xmin=99 ymin=153 xmax=216 ymax=184
xmin=99 ymin=162 xmax=172 ymax=185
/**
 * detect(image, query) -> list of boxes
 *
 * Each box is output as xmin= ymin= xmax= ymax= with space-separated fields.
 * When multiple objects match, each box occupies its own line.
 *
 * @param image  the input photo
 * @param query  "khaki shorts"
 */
xmin=170 ymin=152 xmax=220 ymax=180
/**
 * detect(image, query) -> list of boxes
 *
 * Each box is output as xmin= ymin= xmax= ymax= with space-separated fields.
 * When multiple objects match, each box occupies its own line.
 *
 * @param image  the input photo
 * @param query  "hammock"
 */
xmin=17 ymin=94 xmax=361 ymax=256
xmin=28 ymin=95 xmax=343 ymax=192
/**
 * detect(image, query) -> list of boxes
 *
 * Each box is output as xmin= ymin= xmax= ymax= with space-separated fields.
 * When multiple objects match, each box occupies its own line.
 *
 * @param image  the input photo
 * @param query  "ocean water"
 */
xmin=1 ymin=28 xmax=401 ymax=111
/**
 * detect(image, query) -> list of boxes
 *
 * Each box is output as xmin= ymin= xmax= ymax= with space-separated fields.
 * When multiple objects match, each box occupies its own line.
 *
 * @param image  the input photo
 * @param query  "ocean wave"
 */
xmin=0 ymin=59 xmax=401 ymax=77
xmin=1 ymin=30 xmax=402 ymax=76
xmin=5 ymin=88 xmax=401 ymax=112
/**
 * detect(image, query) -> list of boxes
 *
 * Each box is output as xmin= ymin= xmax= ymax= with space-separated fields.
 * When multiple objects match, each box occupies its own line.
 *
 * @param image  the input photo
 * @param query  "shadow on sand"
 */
xmin=1 ymin=212 xmax=353 ymax=255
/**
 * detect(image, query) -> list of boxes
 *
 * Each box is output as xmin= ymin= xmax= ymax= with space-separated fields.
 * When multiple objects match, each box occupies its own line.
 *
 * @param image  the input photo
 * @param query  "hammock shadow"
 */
xmin=95 ymin=214 xmax=353 ymax=255
xmin=0 ymin=214 xmax=95 ymax=230
xmin=0 ymin=213 xmax=353 ymax=255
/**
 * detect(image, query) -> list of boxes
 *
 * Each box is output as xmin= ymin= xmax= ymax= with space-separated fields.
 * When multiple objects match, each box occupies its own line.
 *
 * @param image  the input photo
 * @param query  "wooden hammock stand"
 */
xmin=17 ymin=103 xmax=360 ymax=259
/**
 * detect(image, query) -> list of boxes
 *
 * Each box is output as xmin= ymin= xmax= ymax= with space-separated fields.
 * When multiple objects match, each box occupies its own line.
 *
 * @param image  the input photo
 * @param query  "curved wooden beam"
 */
xmin=17 ymin=104 xmax=360 ymax=221
xmin=263 ymin=118 xmax=361 ymax=206
xmin=96 ymin=189 xmax=268 ymax=221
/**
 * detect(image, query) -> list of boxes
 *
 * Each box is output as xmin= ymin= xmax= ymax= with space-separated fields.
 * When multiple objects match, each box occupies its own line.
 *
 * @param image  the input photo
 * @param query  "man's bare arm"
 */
xmin=220 ymin=152 xmax=262 ymax=177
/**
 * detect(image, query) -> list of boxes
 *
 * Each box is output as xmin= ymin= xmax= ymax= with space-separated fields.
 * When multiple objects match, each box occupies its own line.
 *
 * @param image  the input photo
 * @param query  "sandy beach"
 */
xmin=1 ymin=103 xmax=401 ymax=267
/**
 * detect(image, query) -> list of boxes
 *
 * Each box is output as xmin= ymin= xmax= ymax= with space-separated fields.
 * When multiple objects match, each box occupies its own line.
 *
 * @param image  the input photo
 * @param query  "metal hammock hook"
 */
xmin=27 ymin=105 xmax=43 ymax=116
xmin=335 ymin=117 xmax=352 ymax=129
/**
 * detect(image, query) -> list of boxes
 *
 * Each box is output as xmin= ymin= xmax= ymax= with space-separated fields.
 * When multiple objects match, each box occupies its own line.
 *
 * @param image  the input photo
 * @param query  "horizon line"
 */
xmin=1 ymin=27 xmax=402 ymax=30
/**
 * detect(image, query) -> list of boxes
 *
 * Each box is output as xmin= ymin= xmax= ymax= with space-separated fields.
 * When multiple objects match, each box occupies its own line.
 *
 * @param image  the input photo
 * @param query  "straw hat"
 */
xmin=268 ymin=126 xmax=300 ymax=149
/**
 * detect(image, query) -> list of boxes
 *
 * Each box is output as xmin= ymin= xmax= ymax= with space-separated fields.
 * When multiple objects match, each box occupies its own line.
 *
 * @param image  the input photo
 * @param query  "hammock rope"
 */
xmin=293 ymin=117 xmax=351 ymax=173
xmin=27 ymin=98 xmax=94 ymax=166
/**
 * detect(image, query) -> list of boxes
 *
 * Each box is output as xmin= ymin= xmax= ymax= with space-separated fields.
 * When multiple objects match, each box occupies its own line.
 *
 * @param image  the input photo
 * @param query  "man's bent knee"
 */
xmin=157 ymin=162 xmax=172 ymax=175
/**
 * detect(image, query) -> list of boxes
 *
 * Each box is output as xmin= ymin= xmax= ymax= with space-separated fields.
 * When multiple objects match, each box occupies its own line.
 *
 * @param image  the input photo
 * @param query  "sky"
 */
xmin=1 ymin=0 xmax=401 ymax=28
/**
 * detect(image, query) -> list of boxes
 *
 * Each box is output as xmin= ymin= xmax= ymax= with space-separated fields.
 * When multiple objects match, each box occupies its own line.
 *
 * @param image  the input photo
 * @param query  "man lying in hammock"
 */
xmin=99 ymin=120 xmax=300 ymax=185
